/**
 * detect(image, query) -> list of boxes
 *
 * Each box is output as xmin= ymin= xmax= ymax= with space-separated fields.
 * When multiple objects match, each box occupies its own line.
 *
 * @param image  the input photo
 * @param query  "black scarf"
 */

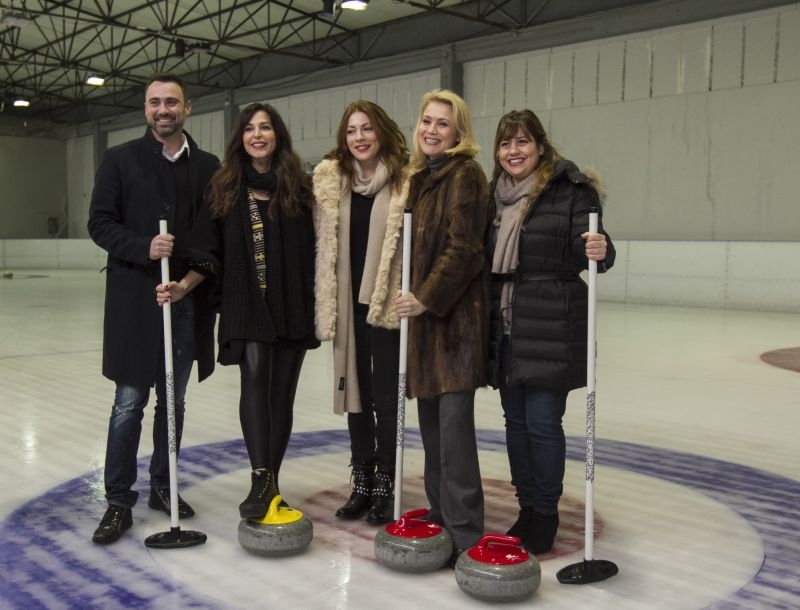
xmin=244 ymin=163 xmax=277 ymax=193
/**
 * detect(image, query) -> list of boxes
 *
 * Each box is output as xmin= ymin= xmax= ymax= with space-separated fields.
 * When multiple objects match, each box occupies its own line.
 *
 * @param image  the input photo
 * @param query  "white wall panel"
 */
xmin=376 ymin=81 xmax=395 ymax=117
xmin=301 ymin=95 xmax=317 ymax=140
xmin=392 ymin=77 xmax=413 ymax=127
xmin=711 ymin=22 xmax=744 ymax=90
xmin=625 ymin=242 xmax=728 ymax=308
xmin=484 ymin=61 xmax=506 ymax=117
xmin=743 ymin=15 xmax=777 ymax=86
xmin=270 ymin=98 xmax=290 ymax=125
xmin=573 ymin=46 xmax=598 ymax=107
xmin=107 ymin=125 xmax=143 ymax=148
xmin=209 ymin=110 xmax=225 ymax=158
xmin=359 ymin=83 xmax=377 ymax=102
xmin=328 ymin=90 xmax=345 ymax=129
xmin=645 ymin=95 xmax=713 ymax=240
xmin=66 ymin=135 xmax=94 ymax=239
xmin=525 ymin=52 xmax=551 ymax=110
xmin=624 ymin=37 xmax=652 ymax=101
xmin=463 ymin=63 xmax=486 ymax=117
xmin=315 ymin=92 xmax=332 ymax=138
xmin=504 ymin=57 xmax=527 ymax=111
xmin=707 ymin=81 xmax=800 ymax=241
xmin=472 ymin=115 xmax=497 ymax=174
xmin=598 ymin=41 xmax=624 ymax=104
xmin=652 ymin=32 xmax=681 ymax=97
xmin=776 ymin=9 xmax=800 ymax=82
xmin=681 ymin=27 xmax=712 ymax=94
xmin=549 ymin=50 xmax=573 ymax=109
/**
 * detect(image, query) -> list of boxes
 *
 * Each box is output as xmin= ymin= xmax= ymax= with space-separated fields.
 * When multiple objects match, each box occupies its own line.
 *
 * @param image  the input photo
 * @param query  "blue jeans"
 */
xmin=498 ymin=338 xmax=567 ymax=514
xmin=104 ymin=296 xmax=195 ymax=508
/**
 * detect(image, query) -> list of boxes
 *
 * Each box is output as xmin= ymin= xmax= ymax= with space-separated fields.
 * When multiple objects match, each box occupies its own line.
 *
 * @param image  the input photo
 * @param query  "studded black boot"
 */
xmin=239 ymin=468 xmax=278 ymax=519
xmin=366 ymin=465 xmax=394 ymax=525
xmin=335 ymin=461 xmax=374 ymax=519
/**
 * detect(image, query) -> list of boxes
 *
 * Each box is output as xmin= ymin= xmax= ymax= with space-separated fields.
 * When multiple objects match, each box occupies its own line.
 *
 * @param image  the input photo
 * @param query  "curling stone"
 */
xmin=238 ymin=495 xmax=313 ymax=557
xmin=2 ymin=271 xmax=12 ymax=279
xmin=374 ymin=508 xmax=452 ymax=573
xmin=455 ymin=534 xmax=541 ymax=603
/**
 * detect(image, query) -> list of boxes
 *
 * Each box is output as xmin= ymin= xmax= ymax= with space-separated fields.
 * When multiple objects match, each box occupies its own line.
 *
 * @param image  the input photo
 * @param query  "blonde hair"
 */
xmin=411 ymin=89 xmax=480 ymax=170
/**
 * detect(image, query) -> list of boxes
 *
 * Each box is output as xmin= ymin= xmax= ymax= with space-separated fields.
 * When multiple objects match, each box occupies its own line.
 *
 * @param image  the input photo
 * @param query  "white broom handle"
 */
xmin=393 ymin=209 xmax=412 ymax=521
xmin=584 ymin=210 xmax=599 ymax=560
xmin=159 ymin=220 xmax=180 ymax=528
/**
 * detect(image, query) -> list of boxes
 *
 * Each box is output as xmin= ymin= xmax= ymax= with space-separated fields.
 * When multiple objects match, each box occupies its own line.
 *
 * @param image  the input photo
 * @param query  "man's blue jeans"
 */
xmin=498 ymin=338 xmax=568 ymax=514
xmin=104 ymin=296 xmax=195 ymax=508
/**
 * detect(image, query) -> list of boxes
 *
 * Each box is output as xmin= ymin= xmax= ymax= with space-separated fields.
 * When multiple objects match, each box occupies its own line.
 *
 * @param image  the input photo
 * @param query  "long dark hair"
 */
xmin=325 ymin=100 xmax=409 ymax=194
xmin=208 ymin=102 xmax=312 ymax=218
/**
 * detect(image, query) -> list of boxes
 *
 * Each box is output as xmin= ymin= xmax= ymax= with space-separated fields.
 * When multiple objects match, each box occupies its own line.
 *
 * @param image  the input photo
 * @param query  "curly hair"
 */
xmin=207 ymin=102 xmax=312 ymax=218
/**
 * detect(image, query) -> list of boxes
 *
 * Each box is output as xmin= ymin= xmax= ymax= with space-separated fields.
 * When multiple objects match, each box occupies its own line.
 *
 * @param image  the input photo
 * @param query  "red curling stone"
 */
xmin=374 ymin=508 xmax=453 ymax=573
xmin=455 ymin=534 xmax=541 ymax=602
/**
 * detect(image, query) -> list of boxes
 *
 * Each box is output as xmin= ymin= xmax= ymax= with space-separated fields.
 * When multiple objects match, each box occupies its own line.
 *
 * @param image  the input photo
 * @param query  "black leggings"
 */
xmin=348 ymin=303 xmax=400 ymax=469
xmin=239 ymin=341 xmax=306 ymax=486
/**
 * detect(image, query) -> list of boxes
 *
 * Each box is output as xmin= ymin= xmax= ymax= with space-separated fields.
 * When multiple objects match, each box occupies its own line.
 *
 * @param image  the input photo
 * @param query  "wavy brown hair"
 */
xmin=325 ymin=100 xmax=409 ymax=194
xmin=208 ymin=102 xmax=312 ymax=218
xmin=492 ymin=109 xmax=563 ymax=204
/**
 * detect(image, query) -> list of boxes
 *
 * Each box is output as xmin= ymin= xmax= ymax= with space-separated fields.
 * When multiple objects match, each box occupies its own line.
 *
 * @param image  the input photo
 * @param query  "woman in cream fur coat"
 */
xmin=313 ymin=100 xmax=410 ymax=524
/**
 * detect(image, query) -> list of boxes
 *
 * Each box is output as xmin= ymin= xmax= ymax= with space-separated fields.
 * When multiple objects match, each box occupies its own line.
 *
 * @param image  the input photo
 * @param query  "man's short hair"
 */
xmin=144 ymin=73 xmax=187 ymax=98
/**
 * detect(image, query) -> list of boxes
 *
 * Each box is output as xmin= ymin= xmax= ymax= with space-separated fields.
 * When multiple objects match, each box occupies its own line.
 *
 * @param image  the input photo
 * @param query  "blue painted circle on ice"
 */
xmin=0 ymin=430 xmax=798 ymax=609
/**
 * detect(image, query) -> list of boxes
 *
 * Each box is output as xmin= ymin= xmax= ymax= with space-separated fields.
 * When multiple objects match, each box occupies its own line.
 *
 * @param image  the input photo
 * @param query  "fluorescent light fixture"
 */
xmin=86 ymin=76 xmax=105 ymax=86
xmin=341 ymin=0 xmax=368 ymax=9
xmin=13 ymin=99 xmax=30 ymax=107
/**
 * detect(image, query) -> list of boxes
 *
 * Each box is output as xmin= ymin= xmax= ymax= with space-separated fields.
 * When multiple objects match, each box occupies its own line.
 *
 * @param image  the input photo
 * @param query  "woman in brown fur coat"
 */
xmin=313 ymin=101 xmax=410 ymax=524
xmin=394 ymin=90 xmax=490 ymax=563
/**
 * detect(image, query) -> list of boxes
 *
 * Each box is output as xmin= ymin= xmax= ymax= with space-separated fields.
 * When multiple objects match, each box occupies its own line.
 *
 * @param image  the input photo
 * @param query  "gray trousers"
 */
xmin=417 ymin=391 xmax=484 ymax=551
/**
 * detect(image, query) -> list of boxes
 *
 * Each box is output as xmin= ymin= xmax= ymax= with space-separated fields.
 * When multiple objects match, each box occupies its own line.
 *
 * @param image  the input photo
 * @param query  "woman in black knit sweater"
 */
xmin=159 ymin=102 xmax=319 ymax=519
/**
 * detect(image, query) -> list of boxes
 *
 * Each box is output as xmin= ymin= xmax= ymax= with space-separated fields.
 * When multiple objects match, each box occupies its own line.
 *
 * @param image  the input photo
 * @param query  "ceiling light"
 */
xmin=13 ymin=99 xmax=30 ymax=107
xmin=341 ymin=0 xmax=368 ymax=10
xmin=86 ymin=76 xmax=105 ymax=86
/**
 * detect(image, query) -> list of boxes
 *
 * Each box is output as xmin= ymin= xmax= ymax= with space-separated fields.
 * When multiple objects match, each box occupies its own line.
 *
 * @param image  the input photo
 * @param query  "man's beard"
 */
xmin=149 ymin=114 xmax=182 ymax=137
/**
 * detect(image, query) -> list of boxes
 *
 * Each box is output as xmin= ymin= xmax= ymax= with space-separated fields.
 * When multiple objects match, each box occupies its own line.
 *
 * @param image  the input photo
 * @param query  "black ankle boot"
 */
xmin=366 ymin=466 xmax=394 ymax=525
xmin=506 ymin=506 xmax=534 ymax=541
xmin=525 ymin=512 xmax=559 ymax=554
xmin=239 ymin=468 xmax=277 ymax=519
xmin=335 ymin=461 xmax=373 ymax=519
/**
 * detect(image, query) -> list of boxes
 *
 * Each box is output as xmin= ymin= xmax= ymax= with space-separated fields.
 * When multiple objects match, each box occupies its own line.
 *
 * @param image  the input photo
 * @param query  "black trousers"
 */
xmin=348 ymin=303 xmax=400 ymax=469
xmin=239 ymin=340 xmax=306 ymax=488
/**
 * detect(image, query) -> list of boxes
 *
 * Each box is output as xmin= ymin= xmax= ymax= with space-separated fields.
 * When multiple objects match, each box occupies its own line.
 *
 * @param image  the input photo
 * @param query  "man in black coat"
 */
xmin=88 ymin=73 xmax=219 ymax=544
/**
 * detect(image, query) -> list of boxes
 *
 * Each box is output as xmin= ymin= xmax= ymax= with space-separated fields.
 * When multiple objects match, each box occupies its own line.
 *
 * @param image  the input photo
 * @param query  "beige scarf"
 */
xmin=492 ymin=172 xmax=537 ymax=333
xmin=335 ymin=160 xmax=392 ymax=411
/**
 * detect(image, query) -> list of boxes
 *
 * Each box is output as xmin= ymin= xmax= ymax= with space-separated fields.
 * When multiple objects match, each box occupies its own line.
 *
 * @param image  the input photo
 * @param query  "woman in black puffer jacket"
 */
xmin=487 ymin=109 xmax=615 ymax=555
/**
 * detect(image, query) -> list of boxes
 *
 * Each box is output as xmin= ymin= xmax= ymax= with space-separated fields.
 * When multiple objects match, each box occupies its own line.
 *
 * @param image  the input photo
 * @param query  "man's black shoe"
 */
xmin=92 ymin=505 xmax=132 ymax=544
xmin=148 ymin=487 xmax=195 ymax=519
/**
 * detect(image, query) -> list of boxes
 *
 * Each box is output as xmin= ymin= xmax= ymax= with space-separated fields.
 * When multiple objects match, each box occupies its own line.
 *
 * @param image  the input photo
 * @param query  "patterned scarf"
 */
xmin=244 ymin=164 xmax=277 ymax=298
